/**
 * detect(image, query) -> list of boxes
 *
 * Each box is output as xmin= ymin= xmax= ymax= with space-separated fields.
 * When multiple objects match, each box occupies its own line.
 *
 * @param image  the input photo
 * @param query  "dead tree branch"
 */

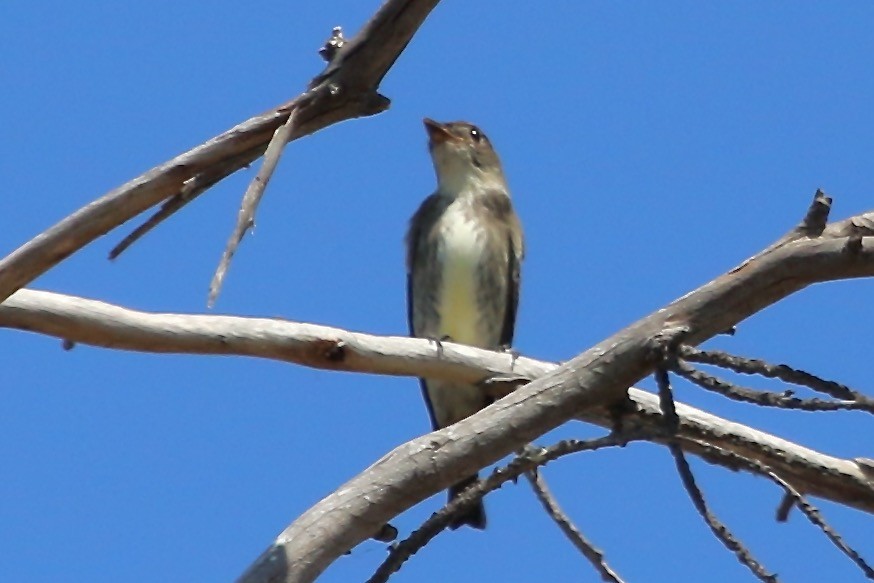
xmin=232 ymin=198 xmax=874 ymax=583
xmin=0 ymin=0 xmax=441 ymax=305
xmin=655 ymin=367 xmax=777 ymax=581
xmin=525 ymin=469 xmax=625 ymax=583
xmin=679 ymin=345 xmax=874 ymax=404
xmin=0 ymin=3 xmax=869 ymax=582
xmin=667 ymin=423 xmax=874 ymax=580
xmin=2 ymin=285 xmax=873 ymax=520
xmin=670 ymin=358 xmax=874 ymax=414
xmin=12 ymin=190 xmax=853 ymax=582
xmin=207 ymin=108 xmax=300 ymax=307
xmin=4 ymin=191 xmax=874 ymax=581
xmin=367 ymin=432 xmax=651 ymax=583
xmin=0 ymin=288 xmax=545 ymax=383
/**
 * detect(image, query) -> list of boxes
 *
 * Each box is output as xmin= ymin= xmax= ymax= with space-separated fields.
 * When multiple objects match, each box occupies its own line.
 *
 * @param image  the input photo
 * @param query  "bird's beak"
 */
xmin=423 ymin=118 xmax=453 ymax=144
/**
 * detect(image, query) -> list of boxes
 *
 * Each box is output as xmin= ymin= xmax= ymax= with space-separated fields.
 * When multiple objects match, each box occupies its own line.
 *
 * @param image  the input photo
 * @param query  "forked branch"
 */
xmin=0 ymin=0 xmax=441 ymax=305
xmin=2 ymin=285 xmax=872 ymax=519
xmin=236 ymin=195 xmax=874 ymax=582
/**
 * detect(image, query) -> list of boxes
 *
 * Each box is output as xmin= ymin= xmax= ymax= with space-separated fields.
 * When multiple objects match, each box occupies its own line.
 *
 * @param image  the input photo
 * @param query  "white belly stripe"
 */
xmin=438 ymin=204 xmax=486 ymax=346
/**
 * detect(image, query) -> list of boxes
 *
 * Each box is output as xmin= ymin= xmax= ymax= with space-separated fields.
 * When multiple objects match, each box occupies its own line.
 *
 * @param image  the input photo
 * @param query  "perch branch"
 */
xmin=4 ymin=197 xmax=874 ymax=582
xmin=234 ymin=197 xmax=874 ymax=583
xmin=2 ymin=286 xmax=872 ymax=519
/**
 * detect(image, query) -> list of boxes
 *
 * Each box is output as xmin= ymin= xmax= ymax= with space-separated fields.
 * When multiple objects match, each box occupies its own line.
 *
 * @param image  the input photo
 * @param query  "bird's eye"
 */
xmin=469 ymin=127 xmax=483 ymax=142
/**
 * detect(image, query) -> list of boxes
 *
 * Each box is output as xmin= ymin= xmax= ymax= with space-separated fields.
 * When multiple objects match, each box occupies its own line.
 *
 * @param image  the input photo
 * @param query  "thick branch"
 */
xmin=3 ymin=287 xmax=872 ymax=516
xmin=0 ymin=288 xmax=543 ymax=384
xmin=4 ymin=203 xmax=874 ymax=581
xmin=3 ymin=274 xmax=873 ymax=582
xmin=234 ymin=217 xmax=874 ymax=582
xmin=0 ymin=0 xmax=440 ymax=304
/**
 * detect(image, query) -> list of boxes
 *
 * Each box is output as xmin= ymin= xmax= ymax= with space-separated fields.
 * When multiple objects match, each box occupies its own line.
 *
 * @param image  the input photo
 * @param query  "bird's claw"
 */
xmin=500 ymin=344 xmax=520 ymax=370
xmin=430 ymin=335 xmax=453 ymax=359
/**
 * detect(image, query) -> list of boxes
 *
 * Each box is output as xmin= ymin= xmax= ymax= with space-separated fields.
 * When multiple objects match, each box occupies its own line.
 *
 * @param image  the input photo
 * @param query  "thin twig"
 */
xmin=668 ymin=443 xmax=778 ymax=582
xmin=775 ymin=493 xmax=795 ymax=522
xmin=665 ymin=352 xmax=874 ymax=580
xmin=655 ymin=367 xmax=778 ymax=582
xmin=679 ymin=345 xmax=873 ymax=404
xmin=110 ymin=192 xmax=198 ymax=260
xmin=526 ymin=469 xmax=626 ymax=583
xmin=655 ymin=367 xmax=681 ymax=432
xmin=109 ymin=172 xmax=223 ymax=259
xmin=685 ymin=438 xmax=874 ymax=580
xmin=783 ymin=485 xmax=874 ymax=578
xmin=110 ymin=27 xmax=364 ymax=265
xmin=208 ymin=107 xmax=300 ymax=307
xmin=366 ymin=431 xmax=656 ymax=583
xmin=670 ymin=358 xmax=874 ymax=414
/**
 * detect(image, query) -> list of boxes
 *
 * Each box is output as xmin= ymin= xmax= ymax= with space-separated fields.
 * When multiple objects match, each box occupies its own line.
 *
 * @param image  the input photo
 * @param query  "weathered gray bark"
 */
xmin=3 ymin=223 xmax=872 ymax=582
xmin=1 ymin=1 xmax=872 ymax=582
xmin=0 ymin=0 xmax=441 ymax=304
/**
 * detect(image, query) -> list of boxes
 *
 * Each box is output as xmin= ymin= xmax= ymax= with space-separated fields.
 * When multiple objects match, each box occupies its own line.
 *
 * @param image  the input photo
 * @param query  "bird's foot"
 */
xmin=500 ymin=343 xmax=520 ymax=370
xmin=429 ymin=335 xmax=453 ymax=359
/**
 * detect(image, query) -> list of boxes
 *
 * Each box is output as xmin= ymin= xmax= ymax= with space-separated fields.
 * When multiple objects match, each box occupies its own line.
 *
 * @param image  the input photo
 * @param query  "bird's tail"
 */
xmin=448 ymin=473 xmax=486 ymax=530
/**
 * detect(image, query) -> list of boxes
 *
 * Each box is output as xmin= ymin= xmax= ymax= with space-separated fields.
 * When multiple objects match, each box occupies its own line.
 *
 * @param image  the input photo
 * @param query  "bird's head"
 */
xmin=423 ymin=118 xmax=505 ymax=194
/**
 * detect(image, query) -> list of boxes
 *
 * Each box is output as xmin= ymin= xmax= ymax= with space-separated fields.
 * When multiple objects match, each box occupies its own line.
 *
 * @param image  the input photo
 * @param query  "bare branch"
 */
xmin=658 ymin=358 xmax=873 ymax=580
xmin=0 ymin=288 xmax=544 ymax=384
xmin=679 ymin=345 xmax=873 ymax=404
xmin=208 ymin=108 xmax=300 ymax=307
xmin=822 ymin=209 xmax=874 ymax=238
xmin=680 ymin=435 xmax=874 ymax=580
xmin=0 ymin=0 xmax=441 ymax=304
xmin=670 ymin=358 xmax=874 ymax=414
xmin=6 ymin=198 xmax=874 ymax=581
xmin=776 ymin=493 xmax=795 ymax=522
xmin=3 ymin=287 xmax=873 ymax=519
xmin=526 ymin=469 xmax=625 ymax=583
xmin=655 ymin=367 xmax=777 ymax=582
xmin=366 ymin=432 xmax=651 ymax=583
xmin=670 ymin=442 xmax=777 ymax=581
xmin=243 ymin=203 xmax=874 ymax=583
xmin=781 ymin=188 xmax=832 ymax=241
xmin=785 ymin=487 xmax=874 ymax=578
xmin=580 ymin=388 xmax=874 ymax=514
xmin=108 ymin=176 xmax=210 ymax=260
xmin=3 ymin=4 xmax=870 ymax=582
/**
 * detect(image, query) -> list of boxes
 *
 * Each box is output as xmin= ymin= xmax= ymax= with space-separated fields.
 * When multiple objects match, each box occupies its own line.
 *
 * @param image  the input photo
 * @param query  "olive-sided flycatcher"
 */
xmin=406 ymin=118 xmax=524 ymax=530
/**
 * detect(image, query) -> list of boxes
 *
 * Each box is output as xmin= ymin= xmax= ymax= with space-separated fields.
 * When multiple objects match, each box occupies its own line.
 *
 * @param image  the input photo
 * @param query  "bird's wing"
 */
xmin=405 ymin=194 xmax=444 ymax=335
xmin=476 ymin=191 xmax=524 ymax=348
xmin=405 ymin=193 xmax=448 ymax=431
xmin=501 ymin=227 xmax=522 ymax=348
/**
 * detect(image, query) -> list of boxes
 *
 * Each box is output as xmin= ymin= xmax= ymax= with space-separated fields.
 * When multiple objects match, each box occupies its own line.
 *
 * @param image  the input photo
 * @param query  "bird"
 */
xmin=406 ymin=118 xmax=524 ymax=530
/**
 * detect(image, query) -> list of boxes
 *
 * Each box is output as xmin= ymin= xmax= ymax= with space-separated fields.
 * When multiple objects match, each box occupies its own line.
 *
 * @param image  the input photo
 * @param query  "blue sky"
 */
xmin=2 ymin=2 xmax=874 ymax=582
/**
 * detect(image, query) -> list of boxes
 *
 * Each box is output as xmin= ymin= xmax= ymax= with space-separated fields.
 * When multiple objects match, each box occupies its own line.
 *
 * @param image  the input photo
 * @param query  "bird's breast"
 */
xmin=437 ymin=203 xmax=488 ymax=346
